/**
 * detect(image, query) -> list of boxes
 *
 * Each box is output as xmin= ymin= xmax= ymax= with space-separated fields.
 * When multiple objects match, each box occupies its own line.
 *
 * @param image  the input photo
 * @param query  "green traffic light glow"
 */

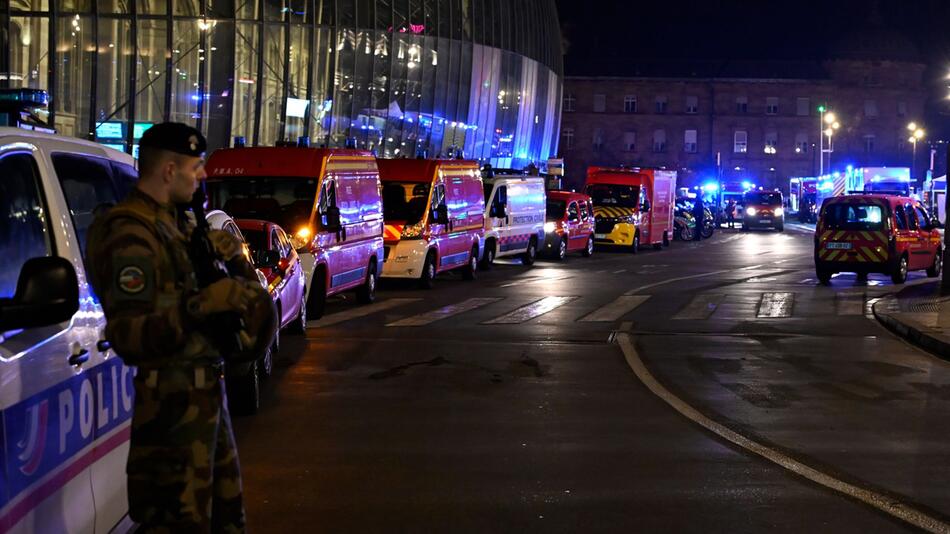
xmin=817 ymin=105 xmax=826 ymax=112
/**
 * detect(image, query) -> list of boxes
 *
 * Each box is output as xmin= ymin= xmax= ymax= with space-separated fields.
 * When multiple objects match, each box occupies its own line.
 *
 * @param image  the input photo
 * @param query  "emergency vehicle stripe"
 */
xmin=673 ymin=293 xmax=725 ymax=320
xmin=578 ymin=295 xmax=650 ymax=322
xmin=307 ymin=298 xmax=421 ymax=328
xmin=384 ymin=224 xmax=404 ymax=241
xmin=756 ymin=292 xmax=794 ymax=318
xmin=386 ymin=298 xmax=503 ymax=327
xmin=482 ymin=296 xmax=578 ymax=324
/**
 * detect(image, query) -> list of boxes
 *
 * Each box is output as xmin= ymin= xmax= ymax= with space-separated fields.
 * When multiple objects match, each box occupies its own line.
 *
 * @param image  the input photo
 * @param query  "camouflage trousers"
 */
xmin=127 ymin=365 xmax=246 ymax=533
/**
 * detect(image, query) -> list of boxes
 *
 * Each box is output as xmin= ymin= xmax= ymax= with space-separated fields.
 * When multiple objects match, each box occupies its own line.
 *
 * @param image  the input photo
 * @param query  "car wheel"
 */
xmin=419 ymin=251 xmax=437 ymax=289
xmin=775 ymin=224 xmax=784 ymax=232
xmin=356 ymin=259 xmax=377 ymax=303
xmin=630 ymin=232 xmax=640 ymax=253
xmin=927 ymin=249 xmax=943 ymax=278
xmin=582 ymin=235 xmax=594 ymax=257
xmin=228 ymin=362 xmax=261 ymax=416
xmin=260 ymin=329 xmax=277 ymax=379
xmin=891 ymin=255 xmax=909 ymax=284
xmin=462 ymin=246 xmax=479 ymax=280
xmin=287 ymin=290 xmax=307 ymax=334
xmin=816 ymin=268 xmax=833 ymax=285
xmin=479 ymin=240 xmax=495 ymax=270
xmin=306 ymin=268 xmax=327 ymax=320
xmin=521 ymin=238 xmax=537 ymax=266
xmin=662 ymin=231 xmax=670 ymax=247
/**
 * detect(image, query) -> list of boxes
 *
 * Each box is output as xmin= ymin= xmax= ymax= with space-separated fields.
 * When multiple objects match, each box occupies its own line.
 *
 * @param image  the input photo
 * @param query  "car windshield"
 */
xmin=822 ymin=203 xmax=884 ymax=231
xmin=382 ymin=181 xmax=431 ymax=224
xmin=546 ymin=199 xmax=566 ymax=220
xmin=744 ymin=192 xmax=782 ymax=206
xmin=206 ymin=178 xmax=317 ymax=232
xmin=586 ymin=184 xmax=640 ymax=208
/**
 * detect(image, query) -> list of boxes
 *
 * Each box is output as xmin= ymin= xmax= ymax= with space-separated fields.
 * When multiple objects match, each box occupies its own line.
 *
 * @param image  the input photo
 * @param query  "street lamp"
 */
xmin=907 ymin=122 xmax=925 ymax=184
xmin=818 ymin=107 xmax=839 ymax=175
xmin=822 ymin=112 xmax=839 ymax=173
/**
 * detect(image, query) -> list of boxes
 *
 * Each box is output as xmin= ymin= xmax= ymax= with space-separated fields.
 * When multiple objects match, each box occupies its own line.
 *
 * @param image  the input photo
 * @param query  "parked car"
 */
xmin=379 ymin=159 xmax=485 ymax=288
xmin=205 ymin=148 xmax=384 ymax=320
xmin=236 ymin=218 xmax=307 ymax=337
xmin=0 ymin=124 xmax=138 ymax=533
xmin=205 ymin=209 xmax=277 ymax=415
xmin=815 ymin=193 xmax=942 ymax=284
xmin=481 ymin=174 xmax=547 ymax=267
xmin=542 ymin=190 xmax=596 ymax=259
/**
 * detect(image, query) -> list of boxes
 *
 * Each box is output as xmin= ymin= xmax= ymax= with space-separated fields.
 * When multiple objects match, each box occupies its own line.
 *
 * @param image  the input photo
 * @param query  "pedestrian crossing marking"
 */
xmin=307 ymin=298 xmax=422 ymax=328
xmin=612 ymin=269 xmax=627 ymax=274
xmin=483 ymin=296 xmax=578 ymax=324
xmin=756 ymin=292 xmax=795 ymax=318
xmin=578 ymin=295 xmax=650 ymax=322
xmin=835 ymin=292 xmax=866 ymax=316
xmin=674 ymin=294 xmax=725 ymax=320
xmin=386 ymin=297 xmax=503 ymax=327
xmin=499 ymin=274 xmax=572 ymax=288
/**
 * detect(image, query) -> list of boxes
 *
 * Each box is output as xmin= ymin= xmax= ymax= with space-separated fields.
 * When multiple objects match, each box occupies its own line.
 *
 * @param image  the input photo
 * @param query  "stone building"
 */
xmin=559 ymin=31 xmax=928 ymax=192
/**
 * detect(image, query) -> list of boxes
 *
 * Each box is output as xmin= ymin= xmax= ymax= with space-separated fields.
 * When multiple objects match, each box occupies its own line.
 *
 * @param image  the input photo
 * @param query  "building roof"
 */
xmin=565 ymin=58 xmax=831 ymax=81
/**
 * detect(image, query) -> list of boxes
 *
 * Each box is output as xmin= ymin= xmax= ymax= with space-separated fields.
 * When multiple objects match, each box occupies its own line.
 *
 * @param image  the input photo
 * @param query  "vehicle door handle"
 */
xmin=69 ymin=348 xmax=90 ymax=366
xmin=97 ymin=339 xmax=111 ymax=352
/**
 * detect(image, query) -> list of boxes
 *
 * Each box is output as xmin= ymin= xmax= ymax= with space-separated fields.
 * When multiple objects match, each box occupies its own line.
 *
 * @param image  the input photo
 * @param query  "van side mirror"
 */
xmin=434 ymin=205 xmax=449 ymax=224
xmin=0 ymin=257 xmax=79 ymax=332
xmin=324 ymin=206 xmax=342 ymax=229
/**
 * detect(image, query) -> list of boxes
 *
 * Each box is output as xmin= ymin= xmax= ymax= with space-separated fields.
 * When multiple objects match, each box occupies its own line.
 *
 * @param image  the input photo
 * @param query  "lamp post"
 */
xmin=907 ymin=122 xmax=925 ymax=185
xmin=818 ymin=107 xmax=838 ymax=175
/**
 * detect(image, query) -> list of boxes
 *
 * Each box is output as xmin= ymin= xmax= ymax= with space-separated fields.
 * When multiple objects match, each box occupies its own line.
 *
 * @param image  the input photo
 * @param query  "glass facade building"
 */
xmin=0 ymin=0 xmax=562 ymax=168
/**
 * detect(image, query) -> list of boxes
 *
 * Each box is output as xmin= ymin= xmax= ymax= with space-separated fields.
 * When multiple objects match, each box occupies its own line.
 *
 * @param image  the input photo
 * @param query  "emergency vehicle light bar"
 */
xmin=848 ymin=190 xmax=907 ymax=196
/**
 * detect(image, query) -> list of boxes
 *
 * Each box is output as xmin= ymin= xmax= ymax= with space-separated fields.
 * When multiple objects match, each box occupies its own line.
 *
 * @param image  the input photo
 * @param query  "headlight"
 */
xmin=544 ymin=221 xmax=557 ymax=233
xmin=774 ymin=207 xmax=784 ymax=217
xmin=746 ymin=207 xmax=756 ymax=216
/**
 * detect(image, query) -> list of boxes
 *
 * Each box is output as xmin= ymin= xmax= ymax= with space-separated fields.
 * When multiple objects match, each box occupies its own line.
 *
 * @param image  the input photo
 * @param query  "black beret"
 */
xmin=139 ymin=122 xmax=207 ymax=157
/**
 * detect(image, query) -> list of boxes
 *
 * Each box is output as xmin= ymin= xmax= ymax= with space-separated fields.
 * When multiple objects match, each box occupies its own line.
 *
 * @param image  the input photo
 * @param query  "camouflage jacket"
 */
xmin=86 ymin=188 xmax=220 ymax=368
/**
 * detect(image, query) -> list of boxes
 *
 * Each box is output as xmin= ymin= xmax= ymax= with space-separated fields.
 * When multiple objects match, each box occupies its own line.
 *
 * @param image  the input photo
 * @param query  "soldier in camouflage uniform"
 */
xmin=86 ymin=123 xmax=273 ymax=533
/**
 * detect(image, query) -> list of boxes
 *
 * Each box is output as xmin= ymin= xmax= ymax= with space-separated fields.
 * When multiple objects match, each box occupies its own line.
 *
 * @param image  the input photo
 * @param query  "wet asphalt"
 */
xmin=232 ymin=225 xmax=949 ymax=533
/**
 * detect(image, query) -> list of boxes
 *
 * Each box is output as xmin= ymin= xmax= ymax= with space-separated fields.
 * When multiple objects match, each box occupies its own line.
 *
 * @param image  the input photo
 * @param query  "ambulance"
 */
xmin=480 ymin=174 xmax=546 ymax=268
xmin=0 ymin=125 xmax=138 ymax=533
xmin=205 ymin=147 xmax=385 ymax=320
xmin=585 ymin=167 xmax=676 ymax=251
xmin=379 ymin=159 xmax=485 ymax=288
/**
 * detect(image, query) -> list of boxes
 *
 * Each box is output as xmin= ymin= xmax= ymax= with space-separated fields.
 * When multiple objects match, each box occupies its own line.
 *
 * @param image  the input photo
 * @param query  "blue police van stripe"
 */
xmin=440 ymin=251 xmax=469 ymax=267
xmin=0 ymin=357 xmax=134 ymax=510
xmin=331 ymin=267 xmax=366 ymax=288
xmin=499 ymin=239 xmax=529 ymax=252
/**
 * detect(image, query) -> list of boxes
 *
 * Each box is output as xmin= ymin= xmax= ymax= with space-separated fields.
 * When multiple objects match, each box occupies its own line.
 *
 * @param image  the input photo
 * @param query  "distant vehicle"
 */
xmin=205 ymin=147 xmax=384 ymax=320
xmin=543 ymin=190 xmax=595 ymax=259
xmin=742 ymin=191 xmax=785 ymax=231
xmin=815 ymin=193 xmax=942 ymax=284
xmin=236 ymin=219 xmax=307 ymax=336
xmin=379 ymin=159 xmax=485 ymax=288
xmin=789 ymin=177 xmax=818 ymax=223
xmin=585 ymin=167 xmax=676 ymax=251
xmin=205 ymin=210 xmax=278 ymax=416
xmin=0 ymin=126 xmax=138 ymax=533
xmin=481 ymin=174 xmax=546 ymax=267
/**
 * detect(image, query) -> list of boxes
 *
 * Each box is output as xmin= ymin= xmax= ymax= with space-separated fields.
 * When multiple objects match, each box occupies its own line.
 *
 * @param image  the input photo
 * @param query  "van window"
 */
xmin=489 ymin=185 xmax=507 ymax=217
xmin=111 ymin=161 xmax=139 ymax=198
xmin=382 ymin=181 xmax=431 ymax=224
xmin=587 ymin=184 xmax=640 ymax=208
xmin=431 ymin=184 xmax=445 ymax=210
xmin=744 ymin=192 xmax=782 ymax=205
xmin=546 ymin=199 xmax=566 ymax=221
xmin=567 ymin=202 xmax=579 ymax=221
xmin=207 ymin=177 xmax=318 ymax=235
xmin=51 ymin=153 xmax=120 ymax=256
xmin=822 ymin=203 xmax=884 ymax=231
xmin=0 ymin=153 xmax=52 ymax=299
xmin=905 ymin=204 xmax=919 ymax=231
xmin=893 ymin=205 xmax=908 ymax=230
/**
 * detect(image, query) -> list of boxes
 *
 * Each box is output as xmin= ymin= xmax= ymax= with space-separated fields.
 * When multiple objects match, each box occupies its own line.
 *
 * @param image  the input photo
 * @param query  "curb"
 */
xmin=872 ymin=296 xmax=950 ymax=362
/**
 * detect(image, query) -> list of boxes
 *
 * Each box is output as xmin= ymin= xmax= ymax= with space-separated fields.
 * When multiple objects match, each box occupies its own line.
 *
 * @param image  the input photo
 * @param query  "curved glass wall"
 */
xmin=1 ymin=0 xmax=562 ymax=169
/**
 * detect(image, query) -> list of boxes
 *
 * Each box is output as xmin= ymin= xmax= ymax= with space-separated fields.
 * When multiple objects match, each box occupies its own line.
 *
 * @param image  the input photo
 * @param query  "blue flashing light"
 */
xmin=741 ymin=181 xmax=753 ymax=190
xmin=846 ymin=165 xmax=854 ymax=172
xmin=818 ymin=181 xmax=834 ymax=192
xmin=702 ymin=182 xmax=719 ymax=193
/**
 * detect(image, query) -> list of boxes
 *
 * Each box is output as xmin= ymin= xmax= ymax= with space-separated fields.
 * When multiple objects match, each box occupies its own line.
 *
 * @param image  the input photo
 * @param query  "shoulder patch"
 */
xmin=113 ymin=257 xmax=154 ymax=301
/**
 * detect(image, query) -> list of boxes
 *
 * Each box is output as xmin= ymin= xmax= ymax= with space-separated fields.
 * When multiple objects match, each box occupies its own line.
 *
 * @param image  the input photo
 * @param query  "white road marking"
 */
xmin=578 ymin=295 xmax=650 ymax=322
xmin=386 ymin=297 xmax=503 ymax=327
xmin=673 ymin=294 xmax=725 ymax=320
xmin=615 ymin=333 xmax=949 ymax=533
xmin=612 ymin=269 xmax=627 ymax=274
xmin=483 ymin=296 xmax=578 ymax=324
xmin=835 ymin=292 xmax=866 ymax=316
xmin=756 ymin=292 xmax=795 ymax=318
xmin=499 ymin=274 xmax=572 ymax=288
xmin=307 ymin=298 xmax=422 ymax=328
xmin=624 ymin=270 xmax=732 ymax=295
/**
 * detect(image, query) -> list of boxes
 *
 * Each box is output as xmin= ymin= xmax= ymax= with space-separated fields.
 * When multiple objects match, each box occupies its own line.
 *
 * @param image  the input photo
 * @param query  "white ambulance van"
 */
xmin=0 ymin=126 xmax=137 ymax=533
xmin=480 ymin=175 xmax=546 ymax=268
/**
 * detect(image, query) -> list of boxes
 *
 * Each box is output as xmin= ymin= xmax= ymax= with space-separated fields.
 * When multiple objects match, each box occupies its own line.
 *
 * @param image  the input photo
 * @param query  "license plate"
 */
xmin=594 ymin=233 xmax=606 ymax=239
xmin=759 ymin=219 xmax=771 ymax=224
xmin=826 ymin=242 xmax=852 ymax=250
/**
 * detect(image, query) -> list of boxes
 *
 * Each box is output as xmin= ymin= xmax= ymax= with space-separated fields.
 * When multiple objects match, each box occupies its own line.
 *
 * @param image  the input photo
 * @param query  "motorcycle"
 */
xmin=700 ymin=206 xmax=715 ymax=238
xmin=674 ymin=211 xmax=696 ymax=241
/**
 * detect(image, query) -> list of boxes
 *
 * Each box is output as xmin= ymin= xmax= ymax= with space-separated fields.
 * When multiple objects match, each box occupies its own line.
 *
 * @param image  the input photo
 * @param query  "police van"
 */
xmin=0 ymin=121 xmax=137 ymax=532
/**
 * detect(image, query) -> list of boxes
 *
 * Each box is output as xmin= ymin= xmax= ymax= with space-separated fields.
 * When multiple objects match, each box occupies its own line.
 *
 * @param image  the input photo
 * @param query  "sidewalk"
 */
xmin=872 ymin=280 xmax=950 ymax=360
